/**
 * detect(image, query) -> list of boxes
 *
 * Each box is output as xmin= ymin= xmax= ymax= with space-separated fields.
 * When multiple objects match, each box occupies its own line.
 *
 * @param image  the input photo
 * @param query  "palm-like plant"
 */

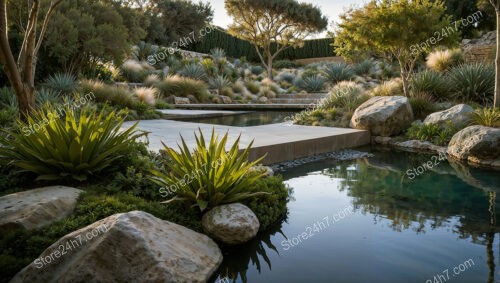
xmin=0 ymin=105 xmax=143 ymax=181
xmin=150 ymin=129 xmax=267 ymax=212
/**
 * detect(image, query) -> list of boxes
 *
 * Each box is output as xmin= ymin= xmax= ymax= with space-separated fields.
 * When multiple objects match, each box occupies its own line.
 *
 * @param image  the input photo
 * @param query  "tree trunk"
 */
xmin=398 ymin=61 xmax=410 ymax=97
xmin=267 ymin=56 xmax=273 ymax=80
xmin=495 ymin=10 xmax=500 ymax=108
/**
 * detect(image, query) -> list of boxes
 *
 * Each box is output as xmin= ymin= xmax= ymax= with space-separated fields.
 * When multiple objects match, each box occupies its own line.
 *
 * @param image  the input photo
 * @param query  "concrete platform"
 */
xmin=123 ymin=120 xmax=371 ymax=165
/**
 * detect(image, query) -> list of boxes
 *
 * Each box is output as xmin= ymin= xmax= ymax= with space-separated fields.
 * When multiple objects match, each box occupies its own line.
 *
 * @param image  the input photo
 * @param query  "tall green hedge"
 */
xmin=184 ymin=28 xmax=335 ymax=62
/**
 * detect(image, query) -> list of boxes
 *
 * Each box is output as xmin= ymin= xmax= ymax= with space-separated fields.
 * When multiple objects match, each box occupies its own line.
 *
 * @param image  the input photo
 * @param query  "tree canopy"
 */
xmin=225 ymin=0 xmax=328 ymax=79
xmin=145 ymin=0 xmax=213 ymax=46
xmin=334 ymin=0 xmax=458 ymax=96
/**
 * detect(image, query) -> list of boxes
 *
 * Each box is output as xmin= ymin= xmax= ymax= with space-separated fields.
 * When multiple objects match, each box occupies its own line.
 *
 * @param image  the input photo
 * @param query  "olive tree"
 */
xmin=225 ymin=0 xmax=327 ymax=79
xmin=334 ymin=0 xmax=457 ymax=96
xmin=0 ymin=0 xmax=63 ymax=118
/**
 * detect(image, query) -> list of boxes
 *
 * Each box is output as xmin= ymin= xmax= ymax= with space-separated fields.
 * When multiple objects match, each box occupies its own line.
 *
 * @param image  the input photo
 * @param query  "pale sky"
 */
xmin=209 ymin=0 xmax=368 ymax=38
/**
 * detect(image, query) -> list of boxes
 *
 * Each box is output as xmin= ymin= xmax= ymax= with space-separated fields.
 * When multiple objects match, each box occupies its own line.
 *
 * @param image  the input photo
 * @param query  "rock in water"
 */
xmin=447 ymin=125 xmax=500 ymax=167
xmin=202 ymin=203 xmax=260 ymax=245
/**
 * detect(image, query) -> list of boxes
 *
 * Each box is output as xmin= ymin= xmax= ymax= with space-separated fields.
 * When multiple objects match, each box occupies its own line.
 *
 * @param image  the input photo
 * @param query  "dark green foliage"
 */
xmin=406 ymin=122 xmax=460 ymax=146
xmin=145 ymin=0 xmax=213 ymax=45
xmin=43 ymin=73 xmax=78 ymax=96
xmin=273 ymin=60 xmax=302 ymax=69
xmin=447 ymin=63 xmax=495 ymax=105
xmin=409 ymin=93 xmax=436 ymax=120
xmin=410 ymin=71 xmax=450 ymax=101
xmin=243 ymin=175 xmax=290 ymax=231
xmin=184 ymin=28 xmax=335 ymax=62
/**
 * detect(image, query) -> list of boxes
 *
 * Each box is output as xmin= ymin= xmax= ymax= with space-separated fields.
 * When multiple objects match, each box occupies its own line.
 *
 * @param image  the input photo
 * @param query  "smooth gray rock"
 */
xmin=447 ymin=125 xmax=500 ymax=167
xmin=202 ymin=203 xmax=259 ymax=245
xmin=0 ymin=186 xmax=82 ymax=232
xmin=350 ymin=96 xmax=414 ymax=136
xmin=11 ymin=211 xmax=223 ymax=283
xmin=423 ymin=104 xmax=473 ymax=128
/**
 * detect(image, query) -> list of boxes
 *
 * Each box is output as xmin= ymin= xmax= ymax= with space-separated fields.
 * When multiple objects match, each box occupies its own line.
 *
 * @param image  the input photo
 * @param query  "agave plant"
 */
xmin=44 ymin=72 xmax=78 ymax=96
xmin=321 ymin=63 xmax=355 ymax=84
xmin=0 ymin=105 xmax=143 ymax=181
xmin=150 ymin=129 xmax=267 ymax=212
xmin=35 ymin=88 xmax=61 ymax=105
xmin=210 ymin=48 xmax=226 ymax=62
xmin=352 ymin=59 xmax=374 ymax=76
xmin=302 ymin=74 xmax=325 ymax=92
xmin=209 ymin=75 xmax=232 ymax=92
xmin=178 ymin=63 xmax=207 ymax=81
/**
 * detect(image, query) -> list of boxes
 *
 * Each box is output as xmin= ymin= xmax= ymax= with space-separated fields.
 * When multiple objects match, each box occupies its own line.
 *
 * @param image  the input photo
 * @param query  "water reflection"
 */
xmin=213 ymin=148 xmax=500 ymax=283
xmin=175 ymin=111 xmax=297 ymax=127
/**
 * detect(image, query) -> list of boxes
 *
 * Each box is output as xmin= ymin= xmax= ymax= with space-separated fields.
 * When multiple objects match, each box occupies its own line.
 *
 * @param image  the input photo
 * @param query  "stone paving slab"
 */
xmin=173 ymin=104 xmax=311 ymax=110
xmin=123 ymin=120 xmax=370 ymax=165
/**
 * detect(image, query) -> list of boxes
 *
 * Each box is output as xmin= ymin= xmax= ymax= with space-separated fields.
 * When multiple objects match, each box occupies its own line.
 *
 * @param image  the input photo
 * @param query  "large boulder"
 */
xmin=350 ymin=96 xmax=414 ymax=136
xmin=0 ymin=186 xmax=82 ymax=232
xmin=423 ymin=104 xmax=474 ymax=128
xmin=447 ymin=126 xmax=500 ymax=167
xmin=11 ymin=211 xmax=222 ymax=283
xmin=202 ymin=203 xmax=259 ymax=245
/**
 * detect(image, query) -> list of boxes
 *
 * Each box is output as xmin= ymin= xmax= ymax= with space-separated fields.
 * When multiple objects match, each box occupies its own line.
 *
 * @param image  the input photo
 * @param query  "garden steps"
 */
xmin=123 ymin=119 xmax=371 ymax=165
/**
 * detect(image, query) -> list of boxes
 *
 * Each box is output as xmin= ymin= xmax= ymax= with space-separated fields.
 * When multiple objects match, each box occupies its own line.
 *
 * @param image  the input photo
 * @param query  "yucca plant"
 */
xmin=470 ymin=108 xmax=500 ymax=127
xmin=0 ymin=105 xmax=143 ymax=181
xmin=150 ymin=129 xmax=268 ymax=212
xmin=178 ymin=63 xmax=207 ymax=81
xmin=302 ymin=74 xmax=325 ymax=92
xmin=410 ymin=70 xmax=450 ymax=101
xmin=35 ymin=88 xmax=61 ymax=105
xmin=44 ymin=73 xmax=78 ymax=96
xmin=321 ymin=63 xmax=355 ymax=84
xmin=448 ymin=63 xmax=495 ymax=104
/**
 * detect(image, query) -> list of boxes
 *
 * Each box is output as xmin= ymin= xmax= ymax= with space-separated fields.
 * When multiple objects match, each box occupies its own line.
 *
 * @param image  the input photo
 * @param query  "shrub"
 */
xmin=120 ymin=60 xmax=148 ymax=83
xmin=0 ymin=105 xmax=143 ymax=181
xmin=302 ymin=75 xmax=325 ymax=92
xmin=406 ymin=122 xmax=458 ymax=146
xmin=232 ymin=81 xmax=246 ymax=93
xmin=250 ymin=65 xmax=264 ymax=75
xmin=43 ymin=73 xmax=78 ymax=96
xmin=80 ymin=80 xmax=136 ymax=108
xmin=448 ymin=63 xmax=495 ymax=105
xmin=409 ymin=91 xmax=436 ymax=120
xmin=426 ymin=49 xmax=464 ymax=72
xmin=133 ymin=87 xmax=157 ymax=106
xmin=244 ymin=81 xmax=261 ymax=94
xmin=178 ymin=63 xmax=207 ymax=81
xmin=200 ymin=58 xmax=218 ymax=77
xmin=370 ymin=78 xmax=404 ymax=96
xmin=243 ymin=175 xmax=290 ymax=230
xmin=277 ymin=72 xmax=296 ymax=84
xmin=321 ymin=63 xmax=355 ymax=84
xmin=0 ymin=107 xmax=17 ymax=128
xmin=209 ymin=75 xmax=232 ymax=92
xmin=150 ymin=129 xmax=267 ymax=212
xmin=322 ymin=81 xmax=367 ymax=111
xmin=470 ymin=108 xmax=500 ymax=127
xmin=273 ymin=59 xmax=301 ymax=69
xmin=410 ymin=70 xmax=450 ymax=101
xmin=154 ymin=76 xmax=208 ymax=102
xmin=352 ymin=59 xmax=374 ymax=76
